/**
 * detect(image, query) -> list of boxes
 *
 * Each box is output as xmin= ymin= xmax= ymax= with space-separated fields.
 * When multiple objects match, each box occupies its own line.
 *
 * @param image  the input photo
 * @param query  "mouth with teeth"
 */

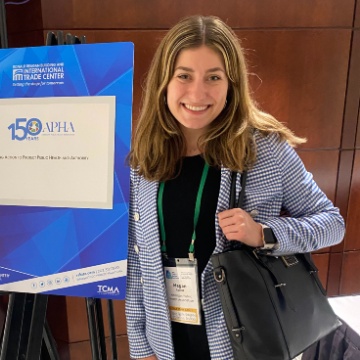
xmin=183 ymin=104 xmax=209 ymax=112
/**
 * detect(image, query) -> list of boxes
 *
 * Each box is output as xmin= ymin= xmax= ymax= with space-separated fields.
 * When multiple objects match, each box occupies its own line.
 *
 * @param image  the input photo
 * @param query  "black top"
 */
xmin=161 ymin=155 xmax=221 ymax=360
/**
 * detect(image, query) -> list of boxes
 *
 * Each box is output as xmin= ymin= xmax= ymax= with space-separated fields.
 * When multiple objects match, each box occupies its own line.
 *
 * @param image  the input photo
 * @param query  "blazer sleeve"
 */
xmin=125 ymin=168 xmax=155 ymax=359
xmin=260 ymin=133 xmax=345 ymax=254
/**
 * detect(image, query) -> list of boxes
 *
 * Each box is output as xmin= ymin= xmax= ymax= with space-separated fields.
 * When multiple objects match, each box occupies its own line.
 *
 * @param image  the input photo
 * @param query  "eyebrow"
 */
xmin=174 ymin=66 xmax=225 ymax=73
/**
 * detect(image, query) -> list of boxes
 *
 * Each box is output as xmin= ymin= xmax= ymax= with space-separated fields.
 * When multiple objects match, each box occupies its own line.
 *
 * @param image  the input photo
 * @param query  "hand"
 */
xmin=218 ymin=208 xmax=263 ymax=247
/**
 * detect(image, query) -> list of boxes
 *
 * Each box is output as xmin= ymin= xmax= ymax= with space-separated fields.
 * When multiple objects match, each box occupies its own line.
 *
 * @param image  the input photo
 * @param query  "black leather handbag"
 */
xmin=211 ymin=172 xmax=341 ymax=360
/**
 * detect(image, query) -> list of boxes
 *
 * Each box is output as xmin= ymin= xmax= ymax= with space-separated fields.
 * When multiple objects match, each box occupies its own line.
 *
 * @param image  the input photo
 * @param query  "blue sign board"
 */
xmin=0 ymin=42 xmax=133 ymax=299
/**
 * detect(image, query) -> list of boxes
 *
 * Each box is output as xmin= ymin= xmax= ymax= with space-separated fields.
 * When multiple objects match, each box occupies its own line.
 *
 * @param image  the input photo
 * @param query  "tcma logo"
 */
xmin=8 ymin=118 xmax=42 ymax=141
xmin=97 ymin=285 xmax=120 ymax=296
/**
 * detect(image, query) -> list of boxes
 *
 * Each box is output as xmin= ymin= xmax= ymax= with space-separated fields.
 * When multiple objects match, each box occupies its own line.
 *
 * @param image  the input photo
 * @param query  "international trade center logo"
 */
xmin=12 ymin=62 xmax=65 ymax=87
xmin=13 ymin=68 xmax=23 ymax=81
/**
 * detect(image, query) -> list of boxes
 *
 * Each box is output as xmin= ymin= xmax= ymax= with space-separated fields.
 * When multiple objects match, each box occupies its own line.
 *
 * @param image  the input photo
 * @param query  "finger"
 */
xmin=218 ymin=208 xmax=243 ymax=221
xmin=218 ymin=210 xmax=234 ymax=221
xmin=224 ymin=220 xmax=248 ymax=234
xmin=223 ymin=228 xmax=245 ymax=242
xmin=219 ymin=217 xmax=243 ymax=231
xmin=222 ymin=224 xmax=243 ymax=236
xmin=220 ymin=214 xmax=246 ymax=228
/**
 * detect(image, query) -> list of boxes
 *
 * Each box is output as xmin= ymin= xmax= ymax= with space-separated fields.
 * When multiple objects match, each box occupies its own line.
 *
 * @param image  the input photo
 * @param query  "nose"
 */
xmin=188 ymin=79 xmax=207 ymax=102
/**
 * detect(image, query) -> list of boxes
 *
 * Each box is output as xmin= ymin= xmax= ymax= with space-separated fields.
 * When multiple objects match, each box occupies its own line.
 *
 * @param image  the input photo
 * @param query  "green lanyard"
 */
xmin=158 ymin=163 xmax=210 ymax=261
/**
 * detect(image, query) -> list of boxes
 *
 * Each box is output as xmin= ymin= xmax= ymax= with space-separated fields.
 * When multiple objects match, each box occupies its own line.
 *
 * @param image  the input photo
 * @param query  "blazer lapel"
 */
xmin=137 ymin=177 xmax=164 ymax=269
xmin=213 ymin=167 xmax=233 ymax=254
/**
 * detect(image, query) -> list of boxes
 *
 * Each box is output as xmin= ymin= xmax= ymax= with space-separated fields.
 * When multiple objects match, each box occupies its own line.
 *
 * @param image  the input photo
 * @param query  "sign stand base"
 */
xmin=85 ymin=298 xmax=119 ymax=360
xmin=0 ymin=292 xmax=60 ymax=360
xmin=0 ymin=293 xmax=119 ymax=360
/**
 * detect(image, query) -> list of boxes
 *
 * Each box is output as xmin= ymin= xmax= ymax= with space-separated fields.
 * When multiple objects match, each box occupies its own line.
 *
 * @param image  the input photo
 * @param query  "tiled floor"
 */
xmin=329 ymin=295 xmax=360 ymax=334
xmin=291 ymin=295 xmax=360 ymax=360
xmin=260 ymin=296 xmax=360 ymax=360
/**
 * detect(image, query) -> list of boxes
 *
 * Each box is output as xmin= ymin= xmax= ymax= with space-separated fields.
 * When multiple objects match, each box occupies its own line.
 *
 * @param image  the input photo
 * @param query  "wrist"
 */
xmin=258 ymin=224 xmax=278 ymax=251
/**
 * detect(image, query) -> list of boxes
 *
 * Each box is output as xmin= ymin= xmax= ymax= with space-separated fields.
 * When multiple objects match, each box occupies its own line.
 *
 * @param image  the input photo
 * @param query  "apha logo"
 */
xmin=97 ymin=285 xmax=120 ymax=296
xmin=42 ymin=122 xmax=75 ymax=133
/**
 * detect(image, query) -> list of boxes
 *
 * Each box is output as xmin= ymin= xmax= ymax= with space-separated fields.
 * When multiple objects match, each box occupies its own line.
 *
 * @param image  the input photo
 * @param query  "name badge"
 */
xmin=163 ymin=257 xmax=202 ymax=325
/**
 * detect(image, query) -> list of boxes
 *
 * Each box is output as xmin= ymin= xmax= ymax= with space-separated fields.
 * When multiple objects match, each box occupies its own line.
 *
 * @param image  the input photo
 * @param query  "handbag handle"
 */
xmin=229 ymin=171 xmax=247 ymax=209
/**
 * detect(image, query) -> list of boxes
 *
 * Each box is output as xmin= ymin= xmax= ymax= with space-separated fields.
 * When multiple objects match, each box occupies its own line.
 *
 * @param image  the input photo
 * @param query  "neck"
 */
xmin=186 ymin=148 xmax=202 ymax=156
xmin=181 ymin=126 xmax=204 ymax=156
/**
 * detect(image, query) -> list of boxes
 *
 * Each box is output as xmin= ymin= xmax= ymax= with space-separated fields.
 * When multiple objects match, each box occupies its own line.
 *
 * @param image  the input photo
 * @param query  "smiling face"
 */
xmin=166 ymin=45 xmax=229 ymax=146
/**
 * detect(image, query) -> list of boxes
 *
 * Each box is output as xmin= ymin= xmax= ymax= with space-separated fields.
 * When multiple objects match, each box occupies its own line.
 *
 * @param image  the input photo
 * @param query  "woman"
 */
xmin=126 ymin=15 xmax=345 ymax=360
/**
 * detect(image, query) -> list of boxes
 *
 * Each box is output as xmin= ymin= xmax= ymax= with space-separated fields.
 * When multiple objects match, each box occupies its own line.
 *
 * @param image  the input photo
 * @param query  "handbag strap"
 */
xmin=230 ymin=171 xmax=247 ymax=209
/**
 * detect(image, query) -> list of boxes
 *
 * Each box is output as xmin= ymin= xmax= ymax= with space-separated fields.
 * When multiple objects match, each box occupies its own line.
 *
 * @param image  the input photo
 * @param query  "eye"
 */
xmin=177 ymin=73 xmax=190 ymax=80
xmin=208 ymin=75 xmax=221 ymax=81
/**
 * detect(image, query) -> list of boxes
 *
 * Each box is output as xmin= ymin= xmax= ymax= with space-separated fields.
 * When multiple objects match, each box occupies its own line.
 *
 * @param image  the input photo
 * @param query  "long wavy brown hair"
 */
xmin=128 ymin=15 xmax=305 ymax=181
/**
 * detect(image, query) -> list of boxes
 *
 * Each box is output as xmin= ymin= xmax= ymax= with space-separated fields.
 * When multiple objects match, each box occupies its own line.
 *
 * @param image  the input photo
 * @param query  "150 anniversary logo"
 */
xmin=8 ymin=118 xmax=75 ymax=141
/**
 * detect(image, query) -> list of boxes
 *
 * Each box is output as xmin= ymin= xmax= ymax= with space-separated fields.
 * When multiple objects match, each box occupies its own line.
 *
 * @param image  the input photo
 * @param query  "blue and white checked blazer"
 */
xmin=125 ymin=131 xmax=345 ymax=360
